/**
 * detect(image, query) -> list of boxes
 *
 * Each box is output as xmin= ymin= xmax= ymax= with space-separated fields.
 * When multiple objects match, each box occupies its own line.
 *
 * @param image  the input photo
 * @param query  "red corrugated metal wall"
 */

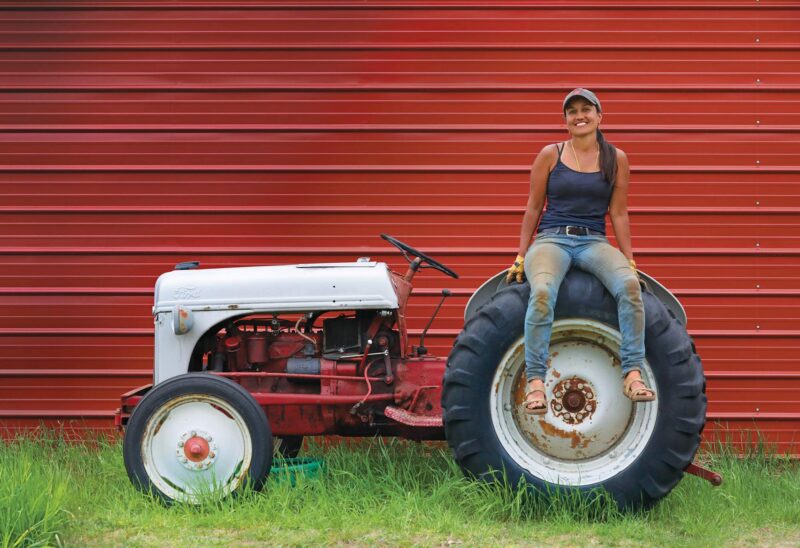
xmin=1 ymin=1 xmax=799 ymax=450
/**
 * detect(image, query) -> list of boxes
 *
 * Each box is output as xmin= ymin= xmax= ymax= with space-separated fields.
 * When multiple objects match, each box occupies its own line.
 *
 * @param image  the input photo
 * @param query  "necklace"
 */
xmin=569 ymin=140 xmax=600 ymax=172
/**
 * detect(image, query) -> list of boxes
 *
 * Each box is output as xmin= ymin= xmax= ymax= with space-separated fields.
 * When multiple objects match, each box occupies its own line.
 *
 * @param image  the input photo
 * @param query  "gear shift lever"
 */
xmin=416 ymin=289 xmax=451 ymax=356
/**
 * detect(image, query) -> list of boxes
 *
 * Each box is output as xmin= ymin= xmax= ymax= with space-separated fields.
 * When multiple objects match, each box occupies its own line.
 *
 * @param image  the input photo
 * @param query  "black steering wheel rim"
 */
xmin=380 ymin=234 xmax=459 ymax=279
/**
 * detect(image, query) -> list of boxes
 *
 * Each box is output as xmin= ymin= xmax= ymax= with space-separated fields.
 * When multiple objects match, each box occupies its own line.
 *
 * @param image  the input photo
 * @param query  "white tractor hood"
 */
xmin=153 ymin=261 xmax=399 ymax=314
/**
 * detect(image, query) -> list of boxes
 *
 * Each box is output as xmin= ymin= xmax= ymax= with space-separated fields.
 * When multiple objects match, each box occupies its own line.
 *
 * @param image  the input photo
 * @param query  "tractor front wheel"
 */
xmin=123 ymin=373 xmax=273 ymax=503
xmin=442 ymin=270 xmax=706 ymax=511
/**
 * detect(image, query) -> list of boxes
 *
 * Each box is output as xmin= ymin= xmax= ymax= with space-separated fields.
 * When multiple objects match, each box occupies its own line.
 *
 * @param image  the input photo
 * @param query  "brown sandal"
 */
xmin=623 ymin=374 xmax=656 ymax=402
xmin=524 ymin=388 xmax=547 ymax=415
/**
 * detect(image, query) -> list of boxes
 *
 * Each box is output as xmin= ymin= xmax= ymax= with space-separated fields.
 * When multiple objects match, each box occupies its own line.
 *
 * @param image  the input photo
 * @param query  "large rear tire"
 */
xmin=442 ymin=270 xmax=706 ymax=510
xmin=123 ymin=373 xmax=273 ymax=503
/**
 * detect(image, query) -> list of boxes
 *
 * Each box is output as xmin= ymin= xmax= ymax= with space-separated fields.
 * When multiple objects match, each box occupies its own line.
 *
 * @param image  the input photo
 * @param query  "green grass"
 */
xmin=1 ymin=434 xmax=799 ymax=546
xmin=0 ymin=437 xmax=70 ymax=547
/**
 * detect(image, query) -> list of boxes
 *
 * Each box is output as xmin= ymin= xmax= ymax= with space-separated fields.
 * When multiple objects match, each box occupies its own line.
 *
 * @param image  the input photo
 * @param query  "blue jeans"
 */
xmin=523 ymin=232 xmax=645 ymax=382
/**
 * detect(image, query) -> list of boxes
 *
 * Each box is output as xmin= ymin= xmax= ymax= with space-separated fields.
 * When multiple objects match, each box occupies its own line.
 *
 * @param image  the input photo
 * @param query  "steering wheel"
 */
xmin=380 ymin=233 xmax=459 ymax=279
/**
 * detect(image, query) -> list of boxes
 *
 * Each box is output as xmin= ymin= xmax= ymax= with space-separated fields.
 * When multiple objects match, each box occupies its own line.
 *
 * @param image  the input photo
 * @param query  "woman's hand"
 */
xmin=506 ymin=254 xmax=526 ymax=283
xmin=628 ymin=258 xmax=649 ymax=291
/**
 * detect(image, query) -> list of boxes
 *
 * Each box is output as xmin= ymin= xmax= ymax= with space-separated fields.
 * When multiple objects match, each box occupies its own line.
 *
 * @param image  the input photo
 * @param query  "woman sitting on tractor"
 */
xmin=506 ymin=88 xmax=656 ymax=415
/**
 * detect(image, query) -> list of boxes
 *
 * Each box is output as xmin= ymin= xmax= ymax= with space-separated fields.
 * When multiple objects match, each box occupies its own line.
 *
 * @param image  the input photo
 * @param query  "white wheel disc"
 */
xmin=141 ymin=393 xmax=253 ymax=502
xmin=489 ymin=319 xmax=658 ymax=486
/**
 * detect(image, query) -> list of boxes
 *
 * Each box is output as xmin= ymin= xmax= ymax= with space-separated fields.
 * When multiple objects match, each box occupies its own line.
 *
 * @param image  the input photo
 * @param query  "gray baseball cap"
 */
xmin=563 ymin=88 xmax=602 ymax=113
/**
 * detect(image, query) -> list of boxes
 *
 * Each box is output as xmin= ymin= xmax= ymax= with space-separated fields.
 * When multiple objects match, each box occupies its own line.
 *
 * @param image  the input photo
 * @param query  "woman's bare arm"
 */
xmin=517 ymin=144 xmax=556 ymax=256
xmin=608 ymin=148 xmax=634 ymax=261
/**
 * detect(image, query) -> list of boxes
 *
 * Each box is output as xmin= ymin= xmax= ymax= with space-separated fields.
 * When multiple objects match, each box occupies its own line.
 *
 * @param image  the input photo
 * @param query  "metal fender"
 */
xmin=464 ymin=269 xmax=687 ymax=327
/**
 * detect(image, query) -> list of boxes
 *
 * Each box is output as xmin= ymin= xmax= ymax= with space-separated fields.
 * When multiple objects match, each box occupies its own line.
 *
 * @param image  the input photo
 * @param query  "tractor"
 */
xmin=117 ymin=234 xmax=718 ymax=509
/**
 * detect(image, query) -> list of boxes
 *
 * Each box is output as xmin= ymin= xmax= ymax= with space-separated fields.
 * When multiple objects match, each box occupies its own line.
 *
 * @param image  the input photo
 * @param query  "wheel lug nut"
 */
xmin=209 ymin=452 xmax=215 ymax=459
xmin=178 ymin=441 xmax=184 ymax=447
xmin=578 ymin=383 xmax=584 ymax=389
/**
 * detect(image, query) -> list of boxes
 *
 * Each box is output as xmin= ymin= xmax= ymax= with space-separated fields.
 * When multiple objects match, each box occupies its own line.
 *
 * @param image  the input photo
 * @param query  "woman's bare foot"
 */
xmin=524 ymin=379 xmax=547 ymax=415
xmin=623 ymin=370 xmax=656 ymax=402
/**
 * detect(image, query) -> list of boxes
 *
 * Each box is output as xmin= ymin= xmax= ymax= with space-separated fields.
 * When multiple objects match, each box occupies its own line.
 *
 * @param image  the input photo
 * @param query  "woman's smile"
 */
xmin=565 ymin=97 xmax=601 ymax=135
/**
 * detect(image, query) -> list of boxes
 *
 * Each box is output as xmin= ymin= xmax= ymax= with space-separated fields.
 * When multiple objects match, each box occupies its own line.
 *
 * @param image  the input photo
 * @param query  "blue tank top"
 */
xmin=537 ymin=143 xmax=613 ymax=234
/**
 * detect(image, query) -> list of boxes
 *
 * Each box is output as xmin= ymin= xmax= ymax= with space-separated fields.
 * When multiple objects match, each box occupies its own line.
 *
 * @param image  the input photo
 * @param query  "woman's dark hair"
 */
xmin=596 ymin=128 xmax=617 ymax=185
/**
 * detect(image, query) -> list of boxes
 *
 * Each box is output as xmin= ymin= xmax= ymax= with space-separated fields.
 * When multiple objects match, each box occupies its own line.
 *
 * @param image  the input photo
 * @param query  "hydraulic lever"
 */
xmin=416 ymin=289 xmax=451 ymax=356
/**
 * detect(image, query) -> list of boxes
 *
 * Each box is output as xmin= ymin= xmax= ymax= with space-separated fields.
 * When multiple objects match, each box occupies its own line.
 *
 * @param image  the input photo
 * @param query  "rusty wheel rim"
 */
xmin=489 ymin=319 xmax=658 ymax=486
xmin=141 ymin=394 xmax=253 ymax=503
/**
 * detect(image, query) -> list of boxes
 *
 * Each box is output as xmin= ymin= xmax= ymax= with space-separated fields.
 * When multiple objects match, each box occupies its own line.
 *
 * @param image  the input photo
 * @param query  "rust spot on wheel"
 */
xmin=537 ymin=419 xmax=588 ymax=449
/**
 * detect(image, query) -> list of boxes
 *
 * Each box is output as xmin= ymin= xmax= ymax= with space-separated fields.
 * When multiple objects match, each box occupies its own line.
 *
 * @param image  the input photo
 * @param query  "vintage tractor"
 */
xmin=118 ymin=234 xmax=717 ymax=509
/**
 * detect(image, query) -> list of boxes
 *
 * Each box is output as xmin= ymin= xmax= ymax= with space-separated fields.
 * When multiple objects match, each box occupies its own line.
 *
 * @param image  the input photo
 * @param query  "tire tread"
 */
xmin=442 ymin=272 xmax=706 ymax=511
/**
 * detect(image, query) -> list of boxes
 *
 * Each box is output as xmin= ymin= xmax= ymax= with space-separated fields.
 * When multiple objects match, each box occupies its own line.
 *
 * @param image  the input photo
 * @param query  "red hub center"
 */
xmin=183 ymin=436 xmax=210 ymax=462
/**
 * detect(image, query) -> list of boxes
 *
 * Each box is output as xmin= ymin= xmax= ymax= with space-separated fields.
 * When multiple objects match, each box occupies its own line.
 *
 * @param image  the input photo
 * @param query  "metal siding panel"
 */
xmin=3 ymin=90 xmax=800 ymax=129
xmin=1 ymin=5 xmax=798 ymax=50
xmin=2 ymin=131 xmax=799 ymax=168
xmin=0 ymin=0 xmax=798 ymax=452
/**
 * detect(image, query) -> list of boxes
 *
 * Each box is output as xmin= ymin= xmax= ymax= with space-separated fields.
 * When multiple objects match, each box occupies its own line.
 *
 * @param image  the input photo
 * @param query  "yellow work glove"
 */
xmin=506 ymin=254 xmax=526 ymax=284
xmin=629 ymin=258 xmax=648 ymax=291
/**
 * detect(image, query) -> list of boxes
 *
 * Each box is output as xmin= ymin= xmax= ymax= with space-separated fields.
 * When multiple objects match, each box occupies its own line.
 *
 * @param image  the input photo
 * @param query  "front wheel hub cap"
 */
xmin=176 ymin=430 xmax=218 ymax=471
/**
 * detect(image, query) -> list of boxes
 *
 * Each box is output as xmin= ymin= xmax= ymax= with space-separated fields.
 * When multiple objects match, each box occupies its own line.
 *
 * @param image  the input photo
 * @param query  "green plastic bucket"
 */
xmin=270 ymin=456 xmax=323 ymax=486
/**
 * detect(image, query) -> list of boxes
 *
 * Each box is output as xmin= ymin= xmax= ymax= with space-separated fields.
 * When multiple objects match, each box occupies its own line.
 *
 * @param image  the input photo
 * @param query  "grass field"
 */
xmin=2 ymin=434 xmax=800 ymax=547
